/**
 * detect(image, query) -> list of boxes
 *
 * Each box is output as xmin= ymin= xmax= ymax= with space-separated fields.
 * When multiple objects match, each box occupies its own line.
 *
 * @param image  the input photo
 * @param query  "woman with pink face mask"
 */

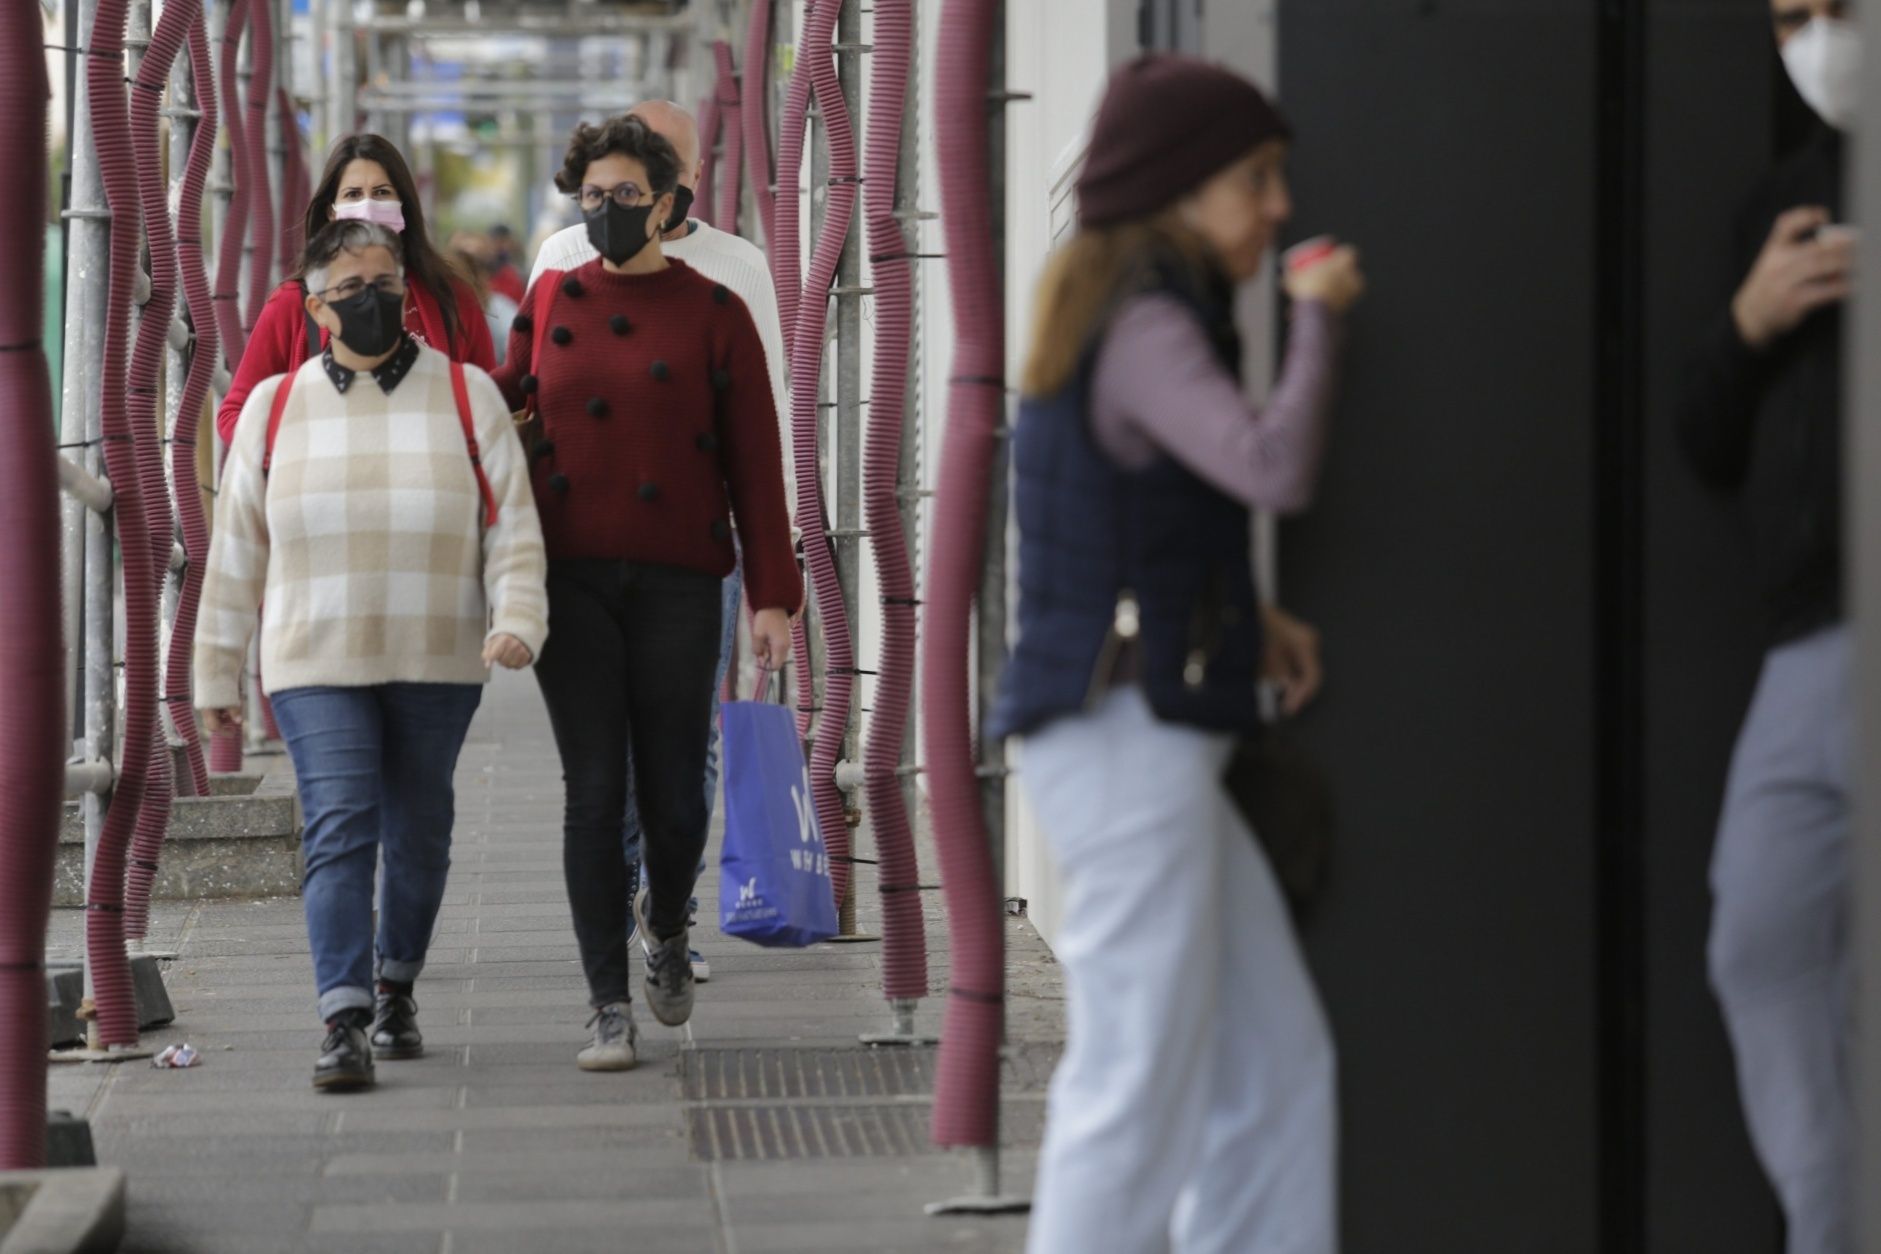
xmin=217 ymin=134 xmax=496 ymax=445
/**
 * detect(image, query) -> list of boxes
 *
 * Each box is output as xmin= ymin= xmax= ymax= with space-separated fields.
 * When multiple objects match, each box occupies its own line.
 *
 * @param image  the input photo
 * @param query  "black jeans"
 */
xmin=534 ymin=559 xmax=724 ymax=1007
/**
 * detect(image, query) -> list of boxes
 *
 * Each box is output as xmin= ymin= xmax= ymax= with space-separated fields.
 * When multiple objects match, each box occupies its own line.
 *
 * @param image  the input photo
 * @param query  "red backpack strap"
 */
xmin=451 ymin=361 xmax=500 ymax=528
xmin=526 ymin=272 xmax=560 ymax=416
xmin=261 ymin=369 xmax=296 ymax=478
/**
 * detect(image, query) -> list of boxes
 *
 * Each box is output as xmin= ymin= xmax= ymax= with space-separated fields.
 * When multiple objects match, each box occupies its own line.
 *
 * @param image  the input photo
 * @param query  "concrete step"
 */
xmin=54 ymin=762 xmax=302 ymax=905
xmin=0 ymin=1167 xmax=125 ymax=1254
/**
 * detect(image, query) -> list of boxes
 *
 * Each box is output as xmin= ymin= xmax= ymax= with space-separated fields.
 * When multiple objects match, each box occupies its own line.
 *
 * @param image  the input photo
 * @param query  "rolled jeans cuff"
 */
xmin=318 ymin=985 xmax=375 ymax=1023
xmin=377 ymin=957 xmax=425 ymax=986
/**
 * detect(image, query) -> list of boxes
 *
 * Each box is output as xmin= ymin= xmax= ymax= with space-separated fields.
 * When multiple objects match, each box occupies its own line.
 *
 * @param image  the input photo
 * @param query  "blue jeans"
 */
xmin=271 ymin=683 xmax=484 ymax=1023
xmin=623 ymin=566 xmax=743 ymax=896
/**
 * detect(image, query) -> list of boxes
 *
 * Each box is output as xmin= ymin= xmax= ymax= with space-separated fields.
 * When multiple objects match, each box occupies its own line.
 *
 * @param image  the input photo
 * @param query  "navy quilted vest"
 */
xmin=989 ymin=270 xmax=1264 ymax=741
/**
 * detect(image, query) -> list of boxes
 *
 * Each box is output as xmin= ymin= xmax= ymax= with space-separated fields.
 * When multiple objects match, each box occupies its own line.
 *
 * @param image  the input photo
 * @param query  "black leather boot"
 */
xmin=371 ymin=983 xmax=423 ymax=1060
xmin=314 ymin=1010 xmax=375 ymax=1092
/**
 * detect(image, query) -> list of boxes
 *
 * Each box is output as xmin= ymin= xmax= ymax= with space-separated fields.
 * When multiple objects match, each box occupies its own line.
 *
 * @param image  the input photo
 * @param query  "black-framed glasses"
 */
xmin=315 ymin=274 xmax=406 ymax=302
xmin=575 ymin=182 xmax=650 ymax=213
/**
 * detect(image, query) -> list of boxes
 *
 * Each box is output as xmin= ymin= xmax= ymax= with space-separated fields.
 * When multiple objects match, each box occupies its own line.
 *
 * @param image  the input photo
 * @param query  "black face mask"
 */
xmin=664 ymin=185 xmax=695 ymax=234
xmin=329 ymin=286 xmax=405 ymax=358
xmin=585 ymin=200 xmax=659 ymax=267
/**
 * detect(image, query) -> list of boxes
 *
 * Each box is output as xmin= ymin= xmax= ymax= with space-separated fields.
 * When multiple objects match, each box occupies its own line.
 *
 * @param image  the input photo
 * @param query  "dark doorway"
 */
xmin=1268 ymin=1 xmax=1786 ymax=1250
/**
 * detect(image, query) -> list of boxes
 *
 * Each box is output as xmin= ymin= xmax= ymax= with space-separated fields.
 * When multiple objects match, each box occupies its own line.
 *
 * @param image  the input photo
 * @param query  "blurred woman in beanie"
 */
xmin=989 ymin=54 xmax=1363 ymax=1253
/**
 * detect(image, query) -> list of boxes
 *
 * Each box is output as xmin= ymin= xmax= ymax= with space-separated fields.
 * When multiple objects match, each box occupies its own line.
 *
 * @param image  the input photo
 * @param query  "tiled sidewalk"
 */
xmin=46 ymin=670 xmax=1063 ymax=1254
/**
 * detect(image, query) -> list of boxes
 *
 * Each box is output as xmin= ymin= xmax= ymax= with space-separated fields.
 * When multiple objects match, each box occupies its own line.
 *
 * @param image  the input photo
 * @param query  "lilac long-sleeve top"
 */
xmin=1089 ymin=294 xmax=1343 ymax=513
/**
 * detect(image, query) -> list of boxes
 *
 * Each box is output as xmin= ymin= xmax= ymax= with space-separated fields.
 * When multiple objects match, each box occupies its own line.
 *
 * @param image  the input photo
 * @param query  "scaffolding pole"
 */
xmin=896 ymin=0 xmax=926 ymax=853
xmin=161 ymin=0 xmax=200 ymax=783
xmin=977 ymin=1 xmax=1009 ymax=905
xmin=831 ymin=0 xmax=869 ymax=937
xmin=60 ymin=0 xmax=119 ymax=1051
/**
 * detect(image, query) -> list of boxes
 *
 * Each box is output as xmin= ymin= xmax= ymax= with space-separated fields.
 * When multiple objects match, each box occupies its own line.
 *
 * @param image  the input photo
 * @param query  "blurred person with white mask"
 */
xmin=1676 ymin=4 xmax=1860 ymax=1250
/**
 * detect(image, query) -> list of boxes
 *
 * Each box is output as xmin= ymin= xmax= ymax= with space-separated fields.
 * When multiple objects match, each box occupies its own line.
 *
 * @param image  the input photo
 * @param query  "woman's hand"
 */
xmin=200 ymin=707 xmax=243 ymax=737
xmin=1731 ymin=207 xmax=1853 ymax=350
xmin=752 ymin=608 xmax=793 ymax=674
xmin=1261 ymin=604 xmax=1324 ymax=718
xmin=483 ymin=633 xmax=534 ymax=670
xmin=1283 ymin=245 xmax=1366 ymax=314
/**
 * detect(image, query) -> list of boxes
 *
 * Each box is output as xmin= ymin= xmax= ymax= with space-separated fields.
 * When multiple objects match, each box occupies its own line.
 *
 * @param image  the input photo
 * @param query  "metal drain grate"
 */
xmin=687 ymin=1100 xmax=1049 ymax=1162
xmin=682 ymin=1045 xmax=1061 ymax=1161
xmin=681 ymin=1044 xmax=1061 ymax=1102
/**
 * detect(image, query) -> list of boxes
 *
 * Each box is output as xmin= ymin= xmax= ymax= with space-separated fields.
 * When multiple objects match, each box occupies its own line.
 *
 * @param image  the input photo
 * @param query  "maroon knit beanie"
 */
xmin=1076 ymin=54 xmax=1292 ymax=229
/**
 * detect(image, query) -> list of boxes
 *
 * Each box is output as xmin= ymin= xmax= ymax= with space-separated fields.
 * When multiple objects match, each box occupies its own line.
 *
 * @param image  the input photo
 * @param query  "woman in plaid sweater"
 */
xmin=197 ymin=221 xmax=548 ymax=1092
xmin=492 ymin=116 xmax=800 ymax=1072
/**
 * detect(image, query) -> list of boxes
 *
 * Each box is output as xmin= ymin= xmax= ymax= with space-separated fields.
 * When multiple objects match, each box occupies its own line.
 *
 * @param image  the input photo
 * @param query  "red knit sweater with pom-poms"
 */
xmin=492 ymin=258 xmax=801 ymax=614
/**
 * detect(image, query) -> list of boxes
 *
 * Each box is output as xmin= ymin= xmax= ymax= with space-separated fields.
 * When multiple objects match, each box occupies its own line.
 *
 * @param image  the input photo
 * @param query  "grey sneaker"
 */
xmin=647 ymin=896 xmax=711 ymax=983
xmin=635 ymin=889 xmax=696 ymax=1027
xmin=577 ymin=1001 xmax=637 ymax=1072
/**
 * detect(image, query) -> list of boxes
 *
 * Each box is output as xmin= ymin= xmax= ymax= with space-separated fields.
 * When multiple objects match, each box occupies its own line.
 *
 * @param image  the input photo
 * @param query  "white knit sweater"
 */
xmin=195 ymin=346 xmax=549 ymax=708
xmin=530 ymin=219 xmax=792 ymax=484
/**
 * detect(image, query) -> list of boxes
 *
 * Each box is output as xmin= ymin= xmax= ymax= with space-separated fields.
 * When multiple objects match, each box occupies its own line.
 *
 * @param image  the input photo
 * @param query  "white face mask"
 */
xmin=1782 ymin=17 xmax=1864 ymax=130
xmin=334 ymin=198 xmax=407 ymax=234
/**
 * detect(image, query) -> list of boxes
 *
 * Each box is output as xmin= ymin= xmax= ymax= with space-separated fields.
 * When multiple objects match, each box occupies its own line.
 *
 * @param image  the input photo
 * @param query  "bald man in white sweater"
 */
xmin=530 ymin=100 xmax=792 ymax=985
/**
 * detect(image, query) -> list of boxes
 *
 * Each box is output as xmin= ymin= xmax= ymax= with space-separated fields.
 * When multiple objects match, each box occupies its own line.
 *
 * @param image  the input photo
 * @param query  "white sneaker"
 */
xmin=577 ymin=1002 xmax=637 ymax=1072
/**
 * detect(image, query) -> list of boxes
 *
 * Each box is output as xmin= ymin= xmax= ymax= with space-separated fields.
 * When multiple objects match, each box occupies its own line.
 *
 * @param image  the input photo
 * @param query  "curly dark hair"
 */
xmin=554 ymin=115 xmax=681 ymax=199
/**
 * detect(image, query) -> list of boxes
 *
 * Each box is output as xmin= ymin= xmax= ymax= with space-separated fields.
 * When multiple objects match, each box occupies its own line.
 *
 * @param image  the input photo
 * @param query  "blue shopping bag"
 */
xmin=718 ymin=696 xmax=839 ymax=948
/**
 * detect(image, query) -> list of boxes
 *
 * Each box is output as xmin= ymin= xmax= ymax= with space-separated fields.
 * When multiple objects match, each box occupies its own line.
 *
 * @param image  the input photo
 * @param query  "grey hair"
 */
xmin=304 ymin=220 xmax=405 ymax=295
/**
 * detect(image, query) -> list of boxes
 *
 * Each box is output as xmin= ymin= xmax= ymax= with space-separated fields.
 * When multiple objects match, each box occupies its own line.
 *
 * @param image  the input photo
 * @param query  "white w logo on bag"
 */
xmin=791 ymin=767 xmax=818 ymax=845
xmin=788 ymin=768 xmax=831 ymax=878
xmin=738 ymin=877 xmax=759 ymax=907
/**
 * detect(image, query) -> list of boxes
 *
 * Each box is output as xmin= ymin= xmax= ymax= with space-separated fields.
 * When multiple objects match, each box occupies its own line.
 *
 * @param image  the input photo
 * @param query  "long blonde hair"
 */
xmin=1021 ymin=212 xmax=1221 ymax=398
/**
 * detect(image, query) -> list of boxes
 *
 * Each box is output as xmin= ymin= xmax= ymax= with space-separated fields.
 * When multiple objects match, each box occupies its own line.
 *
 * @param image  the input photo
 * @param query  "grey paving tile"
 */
xmin=419 ymin=959 xmax=586 ymax=979
xmin=447 ymin=1226 xmax=707 ymax=1254
xmin=725 ymin=1217 xmax=1025 ymax=1254
xmin=449 ymin=1165 xmax=709 ymax=1204
xmin=98 ymin=1130 xmax=461 ymax=1171
xmin=105 ymin=1111 xmax=334 ymax=1138
xmin=466 ymin=914 xmax=576 ymax=933
xmin=457 ymin=1080 xmax=682 ymax=1110
xmin=454 ymin=1125 xmax=689 ymax=1158
xmin=331 ymin=1102 xmax=680 ymax=1134
xmin=454 ymin=974 xmax=591 ymax=994
xmin=458 ymin=1040 xmax=681 ymax=1068
xmin=712 ymin=1153 xmax=1039 ymax=1199
xmin=463 ymin=1003 xmax=611 ymax=1027
xmin=101 ymin=1085 xmax=461 ymax=1115
xmin=322 ymin=1150 xmax=693 ymax=1180
xmin=312 ymin=1199 xmax=712 ymax=1234
xmin=460 ymin=931 xmax=578 ymax=950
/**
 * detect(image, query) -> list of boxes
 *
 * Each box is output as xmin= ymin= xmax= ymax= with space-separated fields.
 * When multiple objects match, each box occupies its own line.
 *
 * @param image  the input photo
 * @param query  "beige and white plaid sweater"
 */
xmin=195 ymin=347 xmax=549 ymax=709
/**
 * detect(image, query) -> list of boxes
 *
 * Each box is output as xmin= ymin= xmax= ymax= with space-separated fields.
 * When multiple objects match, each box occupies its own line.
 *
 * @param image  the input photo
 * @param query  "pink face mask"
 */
xmin=333 ymin=198 xmax=406 ymax=234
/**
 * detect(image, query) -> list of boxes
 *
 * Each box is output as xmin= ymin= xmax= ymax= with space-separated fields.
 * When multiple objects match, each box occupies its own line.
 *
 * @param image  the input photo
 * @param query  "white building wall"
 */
xmin=996 ymin=0 xmax=1137 ymax=948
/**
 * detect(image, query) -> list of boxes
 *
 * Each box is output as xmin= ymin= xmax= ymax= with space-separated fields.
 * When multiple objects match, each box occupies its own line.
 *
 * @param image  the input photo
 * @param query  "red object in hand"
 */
xmin=1284 ymin=235 xmax=1338 ymax=274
